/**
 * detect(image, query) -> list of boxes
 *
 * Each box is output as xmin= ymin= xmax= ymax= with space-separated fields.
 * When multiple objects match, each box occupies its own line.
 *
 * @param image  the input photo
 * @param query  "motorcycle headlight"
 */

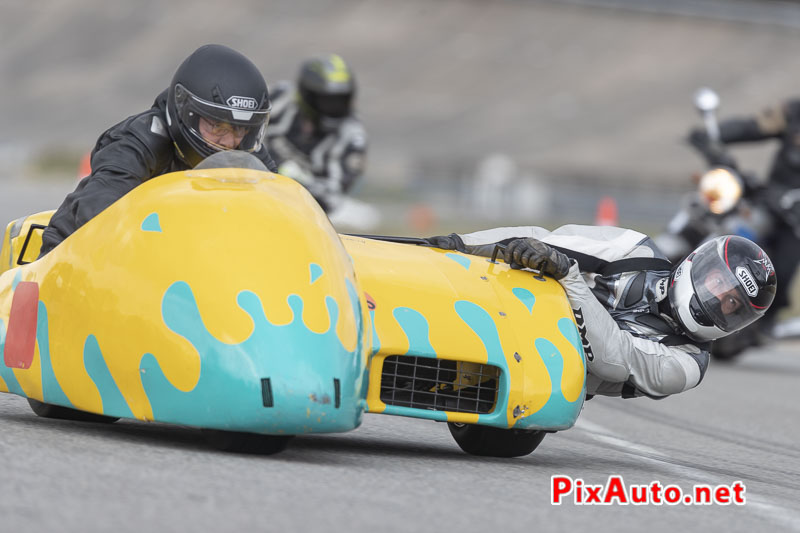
xmin=698 ymin=168 xmax=743 ymax=215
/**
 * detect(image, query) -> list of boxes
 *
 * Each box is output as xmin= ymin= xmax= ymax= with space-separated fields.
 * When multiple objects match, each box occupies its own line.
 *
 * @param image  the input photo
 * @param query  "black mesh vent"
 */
xmin=380 ymin=355 xmax=499 ymax=414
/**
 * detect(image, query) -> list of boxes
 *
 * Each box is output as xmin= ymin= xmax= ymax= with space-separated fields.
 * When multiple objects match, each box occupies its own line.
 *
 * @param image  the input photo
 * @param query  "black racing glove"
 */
xmin=423 ymin=233 xmax=466 ymax=252
xmin=503 ymin=238 xmax=571 ymax=280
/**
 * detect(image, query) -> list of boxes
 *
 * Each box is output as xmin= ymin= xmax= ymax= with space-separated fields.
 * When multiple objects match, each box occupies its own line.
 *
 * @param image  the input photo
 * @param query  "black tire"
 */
xmin=27 ymin=398 xmax=119 ymax=424
xmin=202 ymin=429 xmax=293 ymax=455
xmin=448 ymin=422 xmax=546 ymax=458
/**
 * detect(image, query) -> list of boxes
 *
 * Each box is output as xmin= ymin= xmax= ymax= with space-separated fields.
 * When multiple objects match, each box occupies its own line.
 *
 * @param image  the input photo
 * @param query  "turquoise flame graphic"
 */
xmin=141 ymin=213 xmax=162 ymax=232
xmin=84 ymin=334 xmax=134 ymax=418
xmin=139 ymin=279 xmax=366 ymax=434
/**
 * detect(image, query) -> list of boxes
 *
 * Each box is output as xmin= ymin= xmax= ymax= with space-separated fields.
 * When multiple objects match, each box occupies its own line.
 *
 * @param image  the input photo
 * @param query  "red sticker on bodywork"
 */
xmin=3 ymin=281 xmax=39 ymax=369
xmin=364 ymin=292 xmax=376 ymax=311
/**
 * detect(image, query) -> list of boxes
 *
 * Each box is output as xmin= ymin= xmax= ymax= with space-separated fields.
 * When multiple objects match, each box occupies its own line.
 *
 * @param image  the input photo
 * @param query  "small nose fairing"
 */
xmin=7 ymin=166 xmax=370 ymax=433
xmin=129 ymin=170 xmax=369 ymax=433
xmin=140 ymin=279 xmax=367 ymax=434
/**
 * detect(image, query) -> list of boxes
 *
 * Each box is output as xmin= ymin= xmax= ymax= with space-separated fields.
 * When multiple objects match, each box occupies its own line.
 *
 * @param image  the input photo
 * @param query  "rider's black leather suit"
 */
xmin=39 ymin=90 xmax=278 ymax=257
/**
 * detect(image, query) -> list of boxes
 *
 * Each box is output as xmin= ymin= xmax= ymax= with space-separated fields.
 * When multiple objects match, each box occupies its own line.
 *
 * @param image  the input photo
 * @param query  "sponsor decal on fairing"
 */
xmin=572 ymin=308 xmax=594 ymax=362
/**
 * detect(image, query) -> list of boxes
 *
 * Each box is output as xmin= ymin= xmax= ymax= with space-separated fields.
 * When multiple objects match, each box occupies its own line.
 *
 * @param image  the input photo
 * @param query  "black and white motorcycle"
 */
xmin=656 ymin=88 xmax=800 ymax=359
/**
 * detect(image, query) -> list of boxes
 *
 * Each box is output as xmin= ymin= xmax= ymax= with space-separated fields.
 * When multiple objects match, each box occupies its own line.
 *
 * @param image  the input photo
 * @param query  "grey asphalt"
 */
xmin=2 ymin=341 xmax=799 ymax=533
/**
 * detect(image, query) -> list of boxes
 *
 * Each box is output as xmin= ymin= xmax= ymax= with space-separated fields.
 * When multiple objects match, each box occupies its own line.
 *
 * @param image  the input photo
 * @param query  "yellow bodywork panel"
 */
xmin=343 ymin=236 xmax=585 ymax=429
xmin=0 ymin=168 xmax=368 ymax=433
xmin=0 ymin=166 xmax=582 ymax=433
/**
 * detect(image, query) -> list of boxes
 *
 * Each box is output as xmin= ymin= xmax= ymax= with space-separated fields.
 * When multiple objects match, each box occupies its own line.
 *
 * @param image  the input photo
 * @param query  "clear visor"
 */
xmin=690 ymin=241 xmax=760 ymax=332
xmin=174 ymin=84 xmax=270 ymax=152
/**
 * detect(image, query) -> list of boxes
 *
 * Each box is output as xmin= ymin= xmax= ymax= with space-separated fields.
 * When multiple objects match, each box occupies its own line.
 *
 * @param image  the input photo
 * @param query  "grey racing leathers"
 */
xmin=453 ymin=224 xmax=710 ymax=399
xmin=265 ymin=81 xmax=367 ymax=211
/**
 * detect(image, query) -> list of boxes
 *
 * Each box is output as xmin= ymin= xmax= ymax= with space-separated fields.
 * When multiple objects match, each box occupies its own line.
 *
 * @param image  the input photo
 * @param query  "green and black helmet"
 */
xmin=297 ymin=54 xmax=356 ymax=128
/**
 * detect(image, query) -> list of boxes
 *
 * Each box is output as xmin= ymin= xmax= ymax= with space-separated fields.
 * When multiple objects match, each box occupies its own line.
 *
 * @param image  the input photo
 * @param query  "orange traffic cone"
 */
xmin=77 ymin=151 xmax=92 ymax=181
xmin=407 ymin=204 xmax=436 ymax=234
xmin=595 ymin=196 xmax=619 ymax=226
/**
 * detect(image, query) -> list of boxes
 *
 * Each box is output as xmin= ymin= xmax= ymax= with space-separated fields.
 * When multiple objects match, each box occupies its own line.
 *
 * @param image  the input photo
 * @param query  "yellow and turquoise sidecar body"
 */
xmin=0 ymin=153 xmax=584 ymax=454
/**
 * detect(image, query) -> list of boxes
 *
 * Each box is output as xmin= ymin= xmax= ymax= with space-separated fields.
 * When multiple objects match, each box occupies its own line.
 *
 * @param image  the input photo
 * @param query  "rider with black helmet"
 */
xmin=40 ymin=44 xmax=277 ymax=256
xmin=266 ymin=54 xmax=367 ymax=212
xmin=424 ymin=226 xmax=776 ymax=400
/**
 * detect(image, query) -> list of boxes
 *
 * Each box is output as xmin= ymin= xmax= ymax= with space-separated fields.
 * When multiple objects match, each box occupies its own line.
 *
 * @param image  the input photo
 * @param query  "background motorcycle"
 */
xmin=655 ymin=88 xmax=800 ymax=359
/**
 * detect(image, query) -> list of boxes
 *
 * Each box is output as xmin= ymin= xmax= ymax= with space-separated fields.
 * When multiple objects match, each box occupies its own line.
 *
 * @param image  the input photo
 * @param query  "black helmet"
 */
xmin=297 ymin=54 xmax=356 ymax=129
xmin=669 ymin=235 xmax=777 ymax=341
xmin=166 ymin=44 xmax=271 ymax=167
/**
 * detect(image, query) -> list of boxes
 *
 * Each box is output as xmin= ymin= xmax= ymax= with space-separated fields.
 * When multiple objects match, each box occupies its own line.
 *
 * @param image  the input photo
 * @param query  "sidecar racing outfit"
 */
xmin=437 ymin=225 xmax=711 ymax=400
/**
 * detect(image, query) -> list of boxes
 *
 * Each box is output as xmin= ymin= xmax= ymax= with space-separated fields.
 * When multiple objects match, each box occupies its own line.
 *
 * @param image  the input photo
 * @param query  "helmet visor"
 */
xmin=304 ymin=89 xmax=353 ymax=119
xmin=174 ymin=83 xmax=270 ymax=152
xmin=690 ymin=240 xmax=762 ymax=332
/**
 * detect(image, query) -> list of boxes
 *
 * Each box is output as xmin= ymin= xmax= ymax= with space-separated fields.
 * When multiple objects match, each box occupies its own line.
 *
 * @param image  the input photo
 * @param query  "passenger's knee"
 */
xmin=650 ymin=360 xmax=690 ymax=396
xmin=586 ymin=358 xmax=629 ymax=384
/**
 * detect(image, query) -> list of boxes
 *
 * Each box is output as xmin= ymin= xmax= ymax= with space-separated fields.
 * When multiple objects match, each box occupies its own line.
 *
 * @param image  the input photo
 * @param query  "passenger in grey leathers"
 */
xmin=425 ymin=225 xmax=777 ymax=400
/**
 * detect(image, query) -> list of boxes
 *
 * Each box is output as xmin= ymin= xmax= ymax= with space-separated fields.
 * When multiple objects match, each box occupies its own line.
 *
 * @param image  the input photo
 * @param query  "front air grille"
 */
xmin=380 ymin=355 xmax=499 ymax=414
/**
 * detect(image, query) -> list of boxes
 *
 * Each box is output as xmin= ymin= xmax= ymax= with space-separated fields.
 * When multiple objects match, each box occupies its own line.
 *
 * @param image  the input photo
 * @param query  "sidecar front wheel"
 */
xmin=27 ymin=399 xmax=119 ymax=424
xmin=448 ymin=422 xmax=545 ymax=458
xmin=202 ymin=429 xmax=293 ymax=455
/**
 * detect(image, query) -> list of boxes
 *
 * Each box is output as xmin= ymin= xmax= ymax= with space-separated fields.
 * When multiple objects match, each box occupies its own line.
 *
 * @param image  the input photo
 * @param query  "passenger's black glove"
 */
xmin=423 ymin=233 xmax=466 ymax=252
xmin=504 ymin=238 xmax=571 ymax=280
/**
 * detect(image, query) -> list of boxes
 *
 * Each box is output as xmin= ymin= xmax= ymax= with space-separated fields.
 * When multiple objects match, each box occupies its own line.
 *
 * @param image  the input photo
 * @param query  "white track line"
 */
xmin=576 ymin=418 xmax=800 ymax=530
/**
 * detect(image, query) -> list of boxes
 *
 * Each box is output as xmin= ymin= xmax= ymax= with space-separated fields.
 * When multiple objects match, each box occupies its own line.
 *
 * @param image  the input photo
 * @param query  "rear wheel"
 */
xmin=448 ymin=422 xmax=546 ymax=458
xmin=27 ymin=399 xmax=119 ymax=424
xmin=202 ymin=429 xmax=293 ymax=455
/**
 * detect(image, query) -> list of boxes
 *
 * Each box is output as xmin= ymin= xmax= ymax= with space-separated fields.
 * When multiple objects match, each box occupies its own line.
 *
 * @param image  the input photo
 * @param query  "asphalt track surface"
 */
xmin=1 ymin=340 xmax=799 ymax=533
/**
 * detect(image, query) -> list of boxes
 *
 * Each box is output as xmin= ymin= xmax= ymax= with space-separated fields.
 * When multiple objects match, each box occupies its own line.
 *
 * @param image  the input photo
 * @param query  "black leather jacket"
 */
xmin=40 ymin=90 xmax=277 ymax=256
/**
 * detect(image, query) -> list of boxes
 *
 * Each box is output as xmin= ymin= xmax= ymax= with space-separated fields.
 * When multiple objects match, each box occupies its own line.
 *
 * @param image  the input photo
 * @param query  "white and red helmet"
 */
xmin=669 ymin=236 xmax=777 ymax=342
